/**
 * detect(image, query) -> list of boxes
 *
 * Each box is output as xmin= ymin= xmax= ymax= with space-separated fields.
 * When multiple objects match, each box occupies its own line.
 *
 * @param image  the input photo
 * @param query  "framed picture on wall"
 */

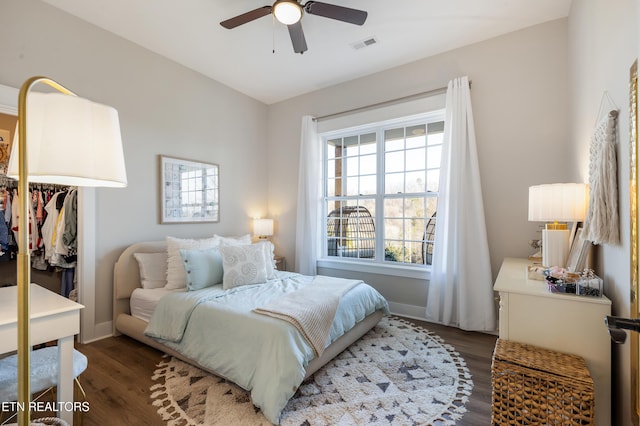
xmin=159 ymin=155 xmax=220 ymax=224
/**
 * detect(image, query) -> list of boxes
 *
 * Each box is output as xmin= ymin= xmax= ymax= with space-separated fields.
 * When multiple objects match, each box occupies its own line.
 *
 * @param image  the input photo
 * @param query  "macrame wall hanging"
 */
xmin=582 ymin=91 xmax=619 ymax=245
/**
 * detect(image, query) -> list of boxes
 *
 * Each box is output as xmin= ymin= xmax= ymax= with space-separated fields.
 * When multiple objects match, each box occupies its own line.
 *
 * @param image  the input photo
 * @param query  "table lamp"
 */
xmin=6 ymin=76 xmax=127 ymax=425
xmin=253 ymin=218 xmax=274 ymax=240
xmin=528 ymin=183 xmax=589 ymax=268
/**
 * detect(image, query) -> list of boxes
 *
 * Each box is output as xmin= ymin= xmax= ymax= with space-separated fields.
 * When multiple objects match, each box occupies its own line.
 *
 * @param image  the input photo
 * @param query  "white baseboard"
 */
xmin=387 ymin=301 xmax=428 ymax=322
xmin=81 ymin=320 xmax=114 ymax=344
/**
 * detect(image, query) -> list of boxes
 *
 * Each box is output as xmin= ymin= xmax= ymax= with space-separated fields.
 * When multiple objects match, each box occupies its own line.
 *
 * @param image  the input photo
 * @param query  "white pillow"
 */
xmin=220 ymin=244 xmax=268 ymax=290
xmin=213 ymin=234 xmax=251 ymax=246
xmin=133 ymin=252 xmax=167 ymax=289
xmin=255 ymin=240 xmax=277 ymax=280
xmin=166 ymin=236 xmax=219 ymax=289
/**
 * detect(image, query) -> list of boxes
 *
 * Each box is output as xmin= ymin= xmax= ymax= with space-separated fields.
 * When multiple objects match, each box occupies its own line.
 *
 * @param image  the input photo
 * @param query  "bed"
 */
xmin=113 ymin=239 xmax=389 ymax=424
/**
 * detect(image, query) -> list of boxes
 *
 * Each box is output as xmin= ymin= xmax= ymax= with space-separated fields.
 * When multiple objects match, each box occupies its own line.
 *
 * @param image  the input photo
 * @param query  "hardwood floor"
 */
xmin=32 ymin=317 xmax=498 ymax=425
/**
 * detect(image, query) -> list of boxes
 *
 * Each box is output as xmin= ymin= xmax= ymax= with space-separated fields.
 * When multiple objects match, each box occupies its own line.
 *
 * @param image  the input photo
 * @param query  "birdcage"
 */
xmin=422 ymin=211 xmax=437 ymax=265
xmin=327 ymin=206 xmax=375 ymax=258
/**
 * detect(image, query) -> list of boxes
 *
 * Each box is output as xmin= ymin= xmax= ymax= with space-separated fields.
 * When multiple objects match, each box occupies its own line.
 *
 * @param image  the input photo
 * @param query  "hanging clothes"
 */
xmin=583 ymin=111 xmax=619 ymax=245
xmin=41 ymin=191 xmax=64 ymax=262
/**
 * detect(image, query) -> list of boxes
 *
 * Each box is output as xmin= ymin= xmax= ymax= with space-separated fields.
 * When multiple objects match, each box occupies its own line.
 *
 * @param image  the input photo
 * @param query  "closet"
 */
xmin=0 ymin=111 xmax=79 ymax=299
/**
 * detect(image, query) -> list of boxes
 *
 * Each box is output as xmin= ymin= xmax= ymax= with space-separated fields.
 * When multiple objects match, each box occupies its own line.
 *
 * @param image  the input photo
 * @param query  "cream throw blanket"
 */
xmin=253 ymin=276 xmax=361 ymax=357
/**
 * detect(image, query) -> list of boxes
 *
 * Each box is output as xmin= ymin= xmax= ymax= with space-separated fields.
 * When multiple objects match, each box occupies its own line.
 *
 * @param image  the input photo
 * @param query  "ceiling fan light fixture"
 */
xmin=273 ymin=0 xmax=302 ymax=25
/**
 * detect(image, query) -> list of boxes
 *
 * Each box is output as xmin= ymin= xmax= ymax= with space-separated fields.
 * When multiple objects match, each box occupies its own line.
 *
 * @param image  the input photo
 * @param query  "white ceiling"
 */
xmin=42 ymin=0 xmax=572 ymax=104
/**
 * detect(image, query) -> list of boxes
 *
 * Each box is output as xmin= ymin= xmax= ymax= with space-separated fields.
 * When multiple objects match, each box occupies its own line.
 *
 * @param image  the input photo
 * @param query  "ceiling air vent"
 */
xmin=351 ymin=36 xmax=378 ymax=50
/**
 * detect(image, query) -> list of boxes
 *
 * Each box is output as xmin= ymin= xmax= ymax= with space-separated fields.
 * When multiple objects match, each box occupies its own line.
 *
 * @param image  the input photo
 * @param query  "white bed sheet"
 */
xmin=130 ymin=287 xmax=180 ymax=322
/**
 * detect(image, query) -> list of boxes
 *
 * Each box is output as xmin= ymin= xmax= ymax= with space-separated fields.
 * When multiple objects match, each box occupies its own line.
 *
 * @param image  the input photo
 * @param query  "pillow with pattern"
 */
xmin=220 ymin=243 xmax=268 ymax=290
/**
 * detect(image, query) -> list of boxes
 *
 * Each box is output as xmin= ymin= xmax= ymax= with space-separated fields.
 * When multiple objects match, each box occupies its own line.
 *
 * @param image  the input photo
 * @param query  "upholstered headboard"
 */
xmin=112 ymin=241 xmax=166 ymax=332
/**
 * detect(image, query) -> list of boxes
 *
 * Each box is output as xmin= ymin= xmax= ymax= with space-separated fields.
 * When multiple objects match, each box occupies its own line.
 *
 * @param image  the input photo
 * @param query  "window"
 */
xmin=322 ymin=111 xmax=445 ymax=268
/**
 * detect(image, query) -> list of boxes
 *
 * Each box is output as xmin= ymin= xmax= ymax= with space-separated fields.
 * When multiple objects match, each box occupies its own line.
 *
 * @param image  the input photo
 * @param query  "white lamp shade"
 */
xmin=528 ymin=183 xmax=589 ymax=222
xmin=273 ymin=0 xmax=302 ymax=25
xmin=6 ymin=92 xmax=127 ymax=187
xmin=254 ymin=218 xmax=274 ymax=237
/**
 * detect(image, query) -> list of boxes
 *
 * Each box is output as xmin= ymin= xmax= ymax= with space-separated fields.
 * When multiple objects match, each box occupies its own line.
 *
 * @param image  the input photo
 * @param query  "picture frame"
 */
xmin=566 ymin=227 xmax=591 ymax=272
xmin=159 ymin=155 xmax=220 ymax=224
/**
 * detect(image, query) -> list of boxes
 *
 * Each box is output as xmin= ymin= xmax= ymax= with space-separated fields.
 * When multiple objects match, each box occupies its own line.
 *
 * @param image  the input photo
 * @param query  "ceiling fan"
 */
xmin=220 ymin=0 xmax=368 ymax=54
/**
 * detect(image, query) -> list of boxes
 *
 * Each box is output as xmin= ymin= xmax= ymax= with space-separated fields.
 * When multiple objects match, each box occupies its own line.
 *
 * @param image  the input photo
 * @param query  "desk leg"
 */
xmin=57 ymin=336 xmax=74 ymax=425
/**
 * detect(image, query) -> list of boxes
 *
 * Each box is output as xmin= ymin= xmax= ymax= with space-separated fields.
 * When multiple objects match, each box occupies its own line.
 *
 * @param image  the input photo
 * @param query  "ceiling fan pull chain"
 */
xmin=272 ymin=14 xmax=276 ymax=53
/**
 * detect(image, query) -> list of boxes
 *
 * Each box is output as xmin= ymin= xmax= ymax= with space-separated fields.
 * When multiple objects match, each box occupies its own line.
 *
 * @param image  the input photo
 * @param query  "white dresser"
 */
xmin=493 ymin=258 xmax=611 ymax=426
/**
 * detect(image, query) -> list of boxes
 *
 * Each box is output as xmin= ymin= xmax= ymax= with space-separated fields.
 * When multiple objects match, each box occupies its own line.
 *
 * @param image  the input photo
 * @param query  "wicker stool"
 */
xmin=491 ymin=339 xmax=594 ymax=425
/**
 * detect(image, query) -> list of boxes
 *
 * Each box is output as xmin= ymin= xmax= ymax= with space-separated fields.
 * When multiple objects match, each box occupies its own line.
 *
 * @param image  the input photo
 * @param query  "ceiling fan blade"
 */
xmin=220 ymin=6 xmax=272 ymax=29
xmin=304 ymin=1 xmax=367 ymax=25
xmin=287 ymin=21 xmax=308 ymax=54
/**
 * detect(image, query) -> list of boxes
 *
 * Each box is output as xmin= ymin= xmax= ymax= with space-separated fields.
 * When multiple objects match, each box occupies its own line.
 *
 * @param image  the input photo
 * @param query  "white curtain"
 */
xmin=295 ymin=115 xmax=321 ymax=275
xmin=425 ymin=76 xmax=496 ymax=331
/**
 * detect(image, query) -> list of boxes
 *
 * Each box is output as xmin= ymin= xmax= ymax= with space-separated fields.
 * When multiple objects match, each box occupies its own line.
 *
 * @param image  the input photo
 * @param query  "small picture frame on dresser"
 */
xmin=566 ymin=228 xmax=591 ymax=272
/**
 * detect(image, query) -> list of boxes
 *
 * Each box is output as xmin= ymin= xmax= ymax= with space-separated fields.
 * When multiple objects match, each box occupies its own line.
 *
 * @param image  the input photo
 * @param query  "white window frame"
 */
xmin=318 ymin=110 xmax=445 ymax=279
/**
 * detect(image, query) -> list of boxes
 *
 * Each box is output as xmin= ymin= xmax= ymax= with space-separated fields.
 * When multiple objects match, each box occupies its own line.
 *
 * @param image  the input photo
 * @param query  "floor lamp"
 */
xmin=6 ymin=76 xmax=127 ymax=425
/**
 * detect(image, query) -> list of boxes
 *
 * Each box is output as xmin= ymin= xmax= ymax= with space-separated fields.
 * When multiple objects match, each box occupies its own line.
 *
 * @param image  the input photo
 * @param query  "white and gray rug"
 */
xmin=150 ymin=316 xmax=473 ymax=425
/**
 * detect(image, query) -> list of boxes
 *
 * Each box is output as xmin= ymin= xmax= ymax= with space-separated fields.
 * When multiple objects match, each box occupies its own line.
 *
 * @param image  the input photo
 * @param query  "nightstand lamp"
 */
xmin=254 ymin=218 xmax=274 ymax=240
xmin=528 ymin=183 xmax=589 ymax=268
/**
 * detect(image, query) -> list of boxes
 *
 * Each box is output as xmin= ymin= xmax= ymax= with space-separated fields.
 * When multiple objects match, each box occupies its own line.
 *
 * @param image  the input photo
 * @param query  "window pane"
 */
xmin=359 ymin=175 xmax=376 ymax=195
xmin=404 ymin=240 xmax=424 ymax=264
xmin=346 ymin=156 xmax=359 ymax=177
xmin=406 ymin=218 xmax=426 ymax=241
xmin=360 ymin=140 xmax=377 ymax=155
xmin=346 ymin=176 xmax=359 ymax=195
xmin=384 ymin=240 xmax=404 ymax=263
xmin=385 ymin=151 xmax=404 ymax=173
xmin=405 ymin=197 xmax=426 ymax=218
xmin=385 ymin=173 xmax=403 ymax=194
xmin=405 ymin=147 xmax=425 ymax=171
xmin=360 ymin=154 xmax=376 ymax=175
xmin=384 ymin=218 xmax=404 ymax=240
xmin=427 ymin=197 xmax=438 ymax=217
xmin=404 ymin=171 xmax=425 ymax=193
xmin=385 ymin=128 xmax=405 ymax=151
xmin=427 ymin=145 xmax=442 ymax=169
xmin=327 ymin=177 xmax=341 ymax=197
xmin=327 ymin=159 xmax=336 ymax=179
xmin=344 ymin=135 xmax=358 ymax=149
xmin=360 ymin=132 xmax=376 ymax=145
xmin=426 ymin=170 xmax=439 ymax=192
xmin=326 ymin=203 xmax=375 ymax=259
xmin=406 ymin=135 xmax=425 ymax=149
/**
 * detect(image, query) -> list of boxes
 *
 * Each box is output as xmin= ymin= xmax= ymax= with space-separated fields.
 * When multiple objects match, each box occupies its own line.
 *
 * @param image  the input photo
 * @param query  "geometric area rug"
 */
xmin=150 ymin=316 xmax=473 ymax=425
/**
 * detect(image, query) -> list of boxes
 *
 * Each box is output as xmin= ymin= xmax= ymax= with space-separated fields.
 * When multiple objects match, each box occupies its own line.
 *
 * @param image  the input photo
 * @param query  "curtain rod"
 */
xmin=313 ymin=80 xmax=471 ymax=122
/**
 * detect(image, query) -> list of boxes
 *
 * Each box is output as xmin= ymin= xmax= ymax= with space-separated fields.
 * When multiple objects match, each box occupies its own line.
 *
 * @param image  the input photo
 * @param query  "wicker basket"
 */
xmin=491 ymin=339 xmax=594 ymax=425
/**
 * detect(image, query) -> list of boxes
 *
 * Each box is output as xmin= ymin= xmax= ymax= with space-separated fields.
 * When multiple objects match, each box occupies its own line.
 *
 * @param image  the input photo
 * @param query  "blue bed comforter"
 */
xmin=145 ymin=271 xmax=389 ymax=424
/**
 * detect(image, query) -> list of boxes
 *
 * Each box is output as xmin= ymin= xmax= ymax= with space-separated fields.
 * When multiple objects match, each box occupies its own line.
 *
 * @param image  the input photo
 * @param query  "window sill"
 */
xmin=317 ymin=258 xmax=431 ymax=280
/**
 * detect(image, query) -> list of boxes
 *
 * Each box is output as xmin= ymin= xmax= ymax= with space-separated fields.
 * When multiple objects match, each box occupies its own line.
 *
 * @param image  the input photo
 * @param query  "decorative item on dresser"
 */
xmin=528 ymin=183 xmax=589 ymax=268
xmin=493 ymin=257 xmax=611 ymax=426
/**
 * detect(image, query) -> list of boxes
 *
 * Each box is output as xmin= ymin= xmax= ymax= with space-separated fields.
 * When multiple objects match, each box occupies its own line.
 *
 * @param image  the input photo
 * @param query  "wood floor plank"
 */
xmin=63 ymin=317 xmax=497 ymax=425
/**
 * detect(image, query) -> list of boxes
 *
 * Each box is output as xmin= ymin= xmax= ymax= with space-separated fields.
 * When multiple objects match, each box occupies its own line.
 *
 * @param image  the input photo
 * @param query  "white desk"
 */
xmin=494 ymin=258 xmax=611 ymax=426
xmin=0 ymin=284 xmax=83 ymax=425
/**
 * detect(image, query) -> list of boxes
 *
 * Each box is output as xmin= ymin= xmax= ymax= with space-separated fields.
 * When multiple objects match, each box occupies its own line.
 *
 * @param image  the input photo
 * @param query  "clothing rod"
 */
xmin=313 ymin=80 xmax=471 ymax=122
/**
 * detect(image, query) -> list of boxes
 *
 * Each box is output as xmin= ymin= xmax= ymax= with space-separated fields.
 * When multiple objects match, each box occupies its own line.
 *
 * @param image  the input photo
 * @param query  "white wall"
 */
xmin=268 ymin=19 xmax=571 ymax=315
xmin=0 ymin=0 xmax=269 ymax=333
xmin=568 ymin=1 xmax=637 ymax=424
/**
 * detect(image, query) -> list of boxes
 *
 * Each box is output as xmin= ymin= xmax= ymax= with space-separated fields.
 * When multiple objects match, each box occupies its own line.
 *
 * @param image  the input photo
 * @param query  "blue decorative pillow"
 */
xmin=179 ymin=247 xmax=224 ymax=291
